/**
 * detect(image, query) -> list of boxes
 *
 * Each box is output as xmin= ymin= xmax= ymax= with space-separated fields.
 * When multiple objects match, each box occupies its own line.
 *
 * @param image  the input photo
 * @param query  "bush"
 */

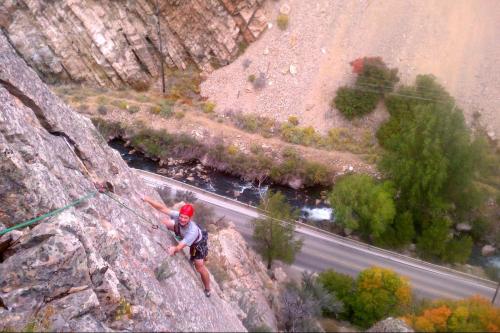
xmin=317 ymin=270 xmax=354 ymax=317
xmin=277 ymin=13 xmax=289 ymax=30
xmin=158 ymin=100 xmax=174 ymax=118
xmin=252 ymin=72 xmax=267 ymax=90
xmin=128 ymin=105 xmax=140 ymax=114
xmin=203 ymin=101 xmax=216 ymax=114
xmin=333 ymin=86 xmax=379 ymax=119
xmin=278 ymin=272 xmax=341 ymax=332
xmin=231 ymin=112 xmax=277 ymax=137
xmin=288 ymin=116 xmax=299 ymax=126
xmin=111 ymin=99 xmax=129 ymax=110
xmin=149 ymin=105 xmax=161 ymax=114
xmin=174 ymin=111 xmax=185 ymax=119
xmin=97 ymin=96 xmax=109 ymax=104
xmin=97 ymin=105 xmax=108 ymax=115
xmin=91 ymin=117 xmax=125 ymax=139
xmin=248 ymin=74 xmax=256 ymax=83
xmin=77 ymin=104 xmax=89 ymax=112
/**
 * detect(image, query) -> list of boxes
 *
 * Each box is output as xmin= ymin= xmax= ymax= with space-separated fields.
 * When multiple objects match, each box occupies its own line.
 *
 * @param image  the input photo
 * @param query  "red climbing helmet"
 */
xmin=179 ymin=204 xmax=194 ymax=217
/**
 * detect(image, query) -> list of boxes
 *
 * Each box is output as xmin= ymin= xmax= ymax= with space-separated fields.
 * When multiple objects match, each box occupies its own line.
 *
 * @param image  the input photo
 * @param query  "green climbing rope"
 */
xmin=102 ymin=192 xmax=162 ymax=230
xmin=0 ymin=191 xmax=97 ymax=237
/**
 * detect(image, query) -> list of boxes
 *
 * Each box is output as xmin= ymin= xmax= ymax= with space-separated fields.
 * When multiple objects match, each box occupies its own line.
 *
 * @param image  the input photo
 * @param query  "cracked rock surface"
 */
xmin=0 ymin=32 xmax=246 ymax=332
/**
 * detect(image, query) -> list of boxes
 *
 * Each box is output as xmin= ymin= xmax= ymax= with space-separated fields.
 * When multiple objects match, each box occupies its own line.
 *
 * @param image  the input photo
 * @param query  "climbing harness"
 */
xmin=0 ymin=191 xmax=98 ymax=237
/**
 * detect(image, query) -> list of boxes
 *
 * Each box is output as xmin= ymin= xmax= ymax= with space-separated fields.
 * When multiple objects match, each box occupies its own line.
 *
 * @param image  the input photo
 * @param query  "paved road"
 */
xmin=138 ymin=170 xmax=499 ymax=304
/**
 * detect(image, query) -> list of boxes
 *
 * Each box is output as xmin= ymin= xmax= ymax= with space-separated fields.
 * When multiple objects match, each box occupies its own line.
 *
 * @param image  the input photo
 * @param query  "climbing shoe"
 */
xmin=204 ymin=289 xmax=211 ymax=298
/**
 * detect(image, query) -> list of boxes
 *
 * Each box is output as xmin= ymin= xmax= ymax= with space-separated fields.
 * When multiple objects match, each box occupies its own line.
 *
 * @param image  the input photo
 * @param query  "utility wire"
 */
xmin=345 ymin=85 xmax=451 ymax=104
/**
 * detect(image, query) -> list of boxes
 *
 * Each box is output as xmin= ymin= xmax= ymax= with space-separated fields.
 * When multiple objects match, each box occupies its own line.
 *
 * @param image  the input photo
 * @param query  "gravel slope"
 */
xmin=201 ymin=0 xmax=500 ymax=137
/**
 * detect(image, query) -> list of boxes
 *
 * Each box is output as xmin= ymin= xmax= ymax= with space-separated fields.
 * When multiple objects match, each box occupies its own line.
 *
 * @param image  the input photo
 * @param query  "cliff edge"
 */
xmin=0 ymin=31 xmax=246 ymax=332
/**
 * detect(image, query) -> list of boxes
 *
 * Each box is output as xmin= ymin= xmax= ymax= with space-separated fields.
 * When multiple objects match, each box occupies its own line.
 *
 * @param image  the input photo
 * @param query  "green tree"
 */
xmin=333 ymin=87 xmax=379 ymax=119
xmin=416 ymin=218 xmax=450 ymax=260
xmin=350 ymin=267 xmax=412 ymax=328
xmin=377 ymin=211 xmax=415 ymax=249
xmin=329 ymin=174 xmax=396 ymax=239
xmin=317 ymin=269 xmax=355 ymax=319
xmin=377 ymin=76 xmax=484 ymax=262
xmin=354 ymin=57 xmax=400 ymax=94
xmin=442 ymin=236 xmax=473 ymax=264
xmin=252 ymin=191 xmax=303 ymax=269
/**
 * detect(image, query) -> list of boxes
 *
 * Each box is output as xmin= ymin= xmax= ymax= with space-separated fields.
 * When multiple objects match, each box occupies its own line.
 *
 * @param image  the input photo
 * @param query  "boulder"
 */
xmin=456 ymin=223 xmax=472 ymax=232
xmin=482 ymin=245 xmax=497 ymax=257
xmin=367 ymin=317 xmax=414 ymax=332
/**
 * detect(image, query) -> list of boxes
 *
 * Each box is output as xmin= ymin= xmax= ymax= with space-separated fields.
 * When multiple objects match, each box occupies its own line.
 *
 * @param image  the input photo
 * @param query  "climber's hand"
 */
xmin=168 ymin=246 xmax=177 ymax=256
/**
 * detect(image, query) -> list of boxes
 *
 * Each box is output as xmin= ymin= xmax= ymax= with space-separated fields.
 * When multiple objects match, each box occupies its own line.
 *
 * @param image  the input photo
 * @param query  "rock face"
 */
xmin=367 ymin=317 xmax=414 ymax=332
xmin=208 ymin=225 xmax=279 ymax=331
xmin=0 ymin=32 xmax=246 ymax=332
xmin=0 ymin=0 xmax=267 ymax=88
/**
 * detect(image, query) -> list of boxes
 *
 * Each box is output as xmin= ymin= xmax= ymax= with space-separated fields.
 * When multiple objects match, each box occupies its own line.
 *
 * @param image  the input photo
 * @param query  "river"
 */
xmin=109 ymin=139 xmax=334 ymax=223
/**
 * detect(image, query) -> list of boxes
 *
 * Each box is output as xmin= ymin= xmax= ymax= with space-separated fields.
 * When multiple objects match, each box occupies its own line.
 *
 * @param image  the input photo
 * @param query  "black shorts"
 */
xmin=190 ymin=230 xmax=208 ymax=260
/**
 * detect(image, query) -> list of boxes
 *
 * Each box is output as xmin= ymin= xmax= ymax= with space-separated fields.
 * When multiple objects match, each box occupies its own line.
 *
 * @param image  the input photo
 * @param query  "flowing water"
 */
xmin=109 ymin=139 xmax=334 ymax=223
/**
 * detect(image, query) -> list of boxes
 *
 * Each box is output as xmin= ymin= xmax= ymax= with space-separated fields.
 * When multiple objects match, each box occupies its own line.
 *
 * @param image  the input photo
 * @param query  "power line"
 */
xmin=346 ymin=85 xmax=451 ymax=104
xmin=354 ymin=81 xmax=452 ymax=97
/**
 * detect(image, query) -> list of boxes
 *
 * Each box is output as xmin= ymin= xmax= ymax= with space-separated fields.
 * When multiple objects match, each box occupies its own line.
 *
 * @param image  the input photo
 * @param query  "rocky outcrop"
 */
xmin=0 ymin=0 xmax=267 ymax=88
xmin=367 ymin=317 xmax=414 ymax=332
xmin=208 ymin=224 xmax=279 ymax=331
xmin=0 ymin=32 xmax=246 ymax=332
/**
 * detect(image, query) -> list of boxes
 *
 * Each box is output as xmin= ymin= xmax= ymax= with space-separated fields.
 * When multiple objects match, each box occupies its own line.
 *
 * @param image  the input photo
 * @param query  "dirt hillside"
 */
xmin=201 ymin=0 xmax=500 ymax=137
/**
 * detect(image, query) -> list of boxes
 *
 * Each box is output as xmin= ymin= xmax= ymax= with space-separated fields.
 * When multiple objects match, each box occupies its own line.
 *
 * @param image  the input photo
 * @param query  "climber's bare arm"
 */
xmin=142 ymin=196 xmax=171 ymax=215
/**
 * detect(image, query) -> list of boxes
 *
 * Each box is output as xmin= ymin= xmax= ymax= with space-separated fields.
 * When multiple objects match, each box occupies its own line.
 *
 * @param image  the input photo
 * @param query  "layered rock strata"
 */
xmin=0 ymin=0 xmax=267 ymax=88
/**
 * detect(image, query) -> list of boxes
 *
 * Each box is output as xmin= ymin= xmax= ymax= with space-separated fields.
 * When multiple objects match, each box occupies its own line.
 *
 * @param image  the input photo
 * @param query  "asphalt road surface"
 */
xmin=138 ymin=170 xmax=499 ymax=304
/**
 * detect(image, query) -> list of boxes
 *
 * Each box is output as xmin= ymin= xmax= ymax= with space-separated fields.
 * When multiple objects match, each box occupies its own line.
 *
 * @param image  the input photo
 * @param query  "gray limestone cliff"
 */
xmin=0 ymin=31 xmax=246 ymax=332
xmin=0 ymin=0 xmax=267 ymax=88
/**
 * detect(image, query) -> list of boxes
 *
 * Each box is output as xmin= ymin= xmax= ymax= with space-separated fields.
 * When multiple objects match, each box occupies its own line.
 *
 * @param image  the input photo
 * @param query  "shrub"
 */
xmin=232 ymin=112 xmax=277 ymax=137
xmin=158 ymin=100 xmax=174 ymax=118
xmin=317 ymin=270 xmax=354 ymax=318
xmin=277 ymin=13 xmax=289 ymax=30
xmin=237 ymin=41 xmax=249 ymax=56
xmin=288 ymin=116 xmax=299 ymax=126
xmin=203 ymin=101 xmax=216 ymax=113
xmin=333 ymin=86 xmax=379 ymax=119
xmin=128 ymin=105 xmax=140 ymax=114
xmin=111 ymin=99 xmax=129 ymax=110
xmin=96 ymin=96 xmax=109 ymax=104
xmin=252 ymin=72 xmax=267 ymax=90
xmin=248 ymin=74 xmax=256 ymax=83
xmin=278 ymin=272 xmax=341 ymax=332
xmin=97 ymin=105 xmax=108 ymax=115
xmin=91 ymin=117 xmax=125 ymax=139
xmin=174 ymin=111 xmax=185 ymax=119
xmin=77 ymin=104 xmax=89 ymax=112
xmin=149 ymin=105 xmax=161 ymax=114
xmin=227 ymin=144 xmax=238 ymax=155
xmin=354 ymin=57 xmax=400 ymax=93
xmin=136 ymin=94 xmax=152 ymax=103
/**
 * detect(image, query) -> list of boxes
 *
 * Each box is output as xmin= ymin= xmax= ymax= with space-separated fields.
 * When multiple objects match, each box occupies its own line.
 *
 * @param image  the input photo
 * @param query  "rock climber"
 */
xmin=142 ymin=196 xmax=211 ymax=297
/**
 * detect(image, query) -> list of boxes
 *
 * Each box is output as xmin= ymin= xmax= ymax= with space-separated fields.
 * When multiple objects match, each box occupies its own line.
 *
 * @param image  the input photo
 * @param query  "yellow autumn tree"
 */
xmin=350 ymin=266 xmax=412 ymax=328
